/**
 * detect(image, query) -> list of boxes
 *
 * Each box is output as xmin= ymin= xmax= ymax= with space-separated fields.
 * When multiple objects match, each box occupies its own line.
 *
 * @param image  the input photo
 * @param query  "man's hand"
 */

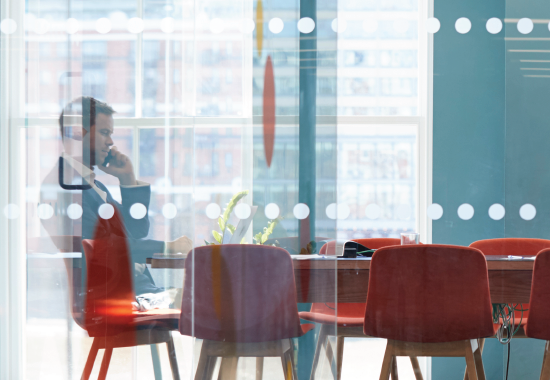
xmin=165 ymin=235 xmax=193 ymax=255
xmin=99 ymin=146 xmax=137 ymax=186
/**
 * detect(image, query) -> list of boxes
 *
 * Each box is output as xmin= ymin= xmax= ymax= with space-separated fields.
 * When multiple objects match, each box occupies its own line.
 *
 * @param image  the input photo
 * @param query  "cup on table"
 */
xmin=401 ymin=232 xmax=420 ymax=245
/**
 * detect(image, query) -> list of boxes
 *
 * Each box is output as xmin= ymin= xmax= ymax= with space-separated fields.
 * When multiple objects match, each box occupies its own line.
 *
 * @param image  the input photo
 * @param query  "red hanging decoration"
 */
xmin=263 ymin=55 xmax=275 ymax=168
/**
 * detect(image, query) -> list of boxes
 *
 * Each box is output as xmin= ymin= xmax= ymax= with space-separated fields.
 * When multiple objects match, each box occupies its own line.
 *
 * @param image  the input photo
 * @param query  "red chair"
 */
xmin=524 ymin=248 xmax=550 ymax=378
xmin=80 ymin=235 xmax=181 ymax=380
xmin=303 ymin=238 xmax=422 ymax=380
xmin=179 ymin=244 xmax=314 ymax=380
xmin=465 ymin=238 xmax=550 ymax=379
xmin=365 ymin=245 xmax=498 ymax=380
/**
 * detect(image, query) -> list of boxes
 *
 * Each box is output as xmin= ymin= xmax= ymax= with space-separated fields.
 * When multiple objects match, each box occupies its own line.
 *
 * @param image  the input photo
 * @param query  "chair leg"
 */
xmin=379 ymin=340 xmax=394 ymax=380
xmin=310 ymin=325 xmax=328 ymax=380
xmin=288 ymin=339 xmax=298 ymax=380
xmin=390 ymin=358 xmax=399 ymax=380
xmin=218 ymin=358 xmax=238 ymax=380
xmin=281 ymin=351 xmax=292 ymax=380
xmin=335 ymin=337 xmax=345 ymax=380
xmin=97 ymin=346 xmax=113 ymax=380
xmin=464 ymin=339 xmax=479 ymax=380
xmin=81 ymin=338 xmax=100 ymax=380
xmin=256 ymin=358 xmax=264 ymax=380
xmin=464 ymin=339 xmax=485 ymax=380
xmin=409 ymin=357 xmax=423 ymax=380
xmin=166 ymin=334 xmax=181 ymax=380
xmin=540 ymin=341 xmax=550 ymax=380
xmin=195 ymin=342 xmax=214 ymax=380
xmin=471 ymin=339 xmax=486 ymax=380
xmin=151 ymin=344 xmax=163 ymax=380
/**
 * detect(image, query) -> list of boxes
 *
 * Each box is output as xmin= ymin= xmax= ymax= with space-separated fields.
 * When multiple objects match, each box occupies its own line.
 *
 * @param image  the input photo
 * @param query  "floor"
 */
xmin=25 ymin=318 xmax=424 ymax=380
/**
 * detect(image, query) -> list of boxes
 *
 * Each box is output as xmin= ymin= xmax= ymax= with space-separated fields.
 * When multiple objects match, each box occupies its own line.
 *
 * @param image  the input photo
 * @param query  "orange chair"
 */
xmin=465 ymin=238 xmax=550 ymax=379
xmin=300 ymin=238 xmax=423 ymax=380
xmin=524 ymin=248 xmax=550 ymax=378
xmin=179 ymin=244 xmax=314 ymax=380
xmin=365 ymin=245 xmax=498 ymax=380
xmin=80 ymin=237 xmax=181 ymax=380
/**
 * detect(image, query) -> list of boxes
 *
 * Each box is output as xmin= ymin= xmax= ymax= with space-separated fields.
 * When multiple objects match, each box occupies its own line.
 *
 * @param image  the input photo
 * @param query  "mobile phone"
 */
xmin=102 ymin=150 xmax=113 ymax=167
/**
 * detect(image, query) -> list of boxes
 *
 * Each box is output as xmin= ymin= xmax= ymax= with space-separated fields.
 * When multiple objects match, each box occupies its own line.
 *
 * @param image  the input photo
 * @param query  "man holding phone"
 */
xmin=40 ymin=96 xmax=192 ymax=296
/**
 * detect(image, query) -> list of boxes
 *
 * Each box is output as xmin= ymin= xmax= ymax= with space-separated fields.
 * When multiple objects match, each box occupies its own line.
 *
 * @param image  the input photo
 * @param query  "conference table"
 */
xmin=147 ymin=255 xmax=534 ymax=304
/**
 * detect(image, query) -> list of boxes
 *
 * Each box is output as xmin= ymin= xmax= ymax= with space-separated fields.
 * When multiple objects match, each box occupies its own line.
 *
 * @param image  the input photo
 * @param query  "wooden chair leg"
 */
xmin=471 ymin=339 xmax=486 ymax=380
xmin=336 ymin=337 xmax=345 ymax=380
xmin=390 ymin=358 xmax=399 ymax=380
xmin=310 ymin=325 xmax=328 ymax=380
xmin=218 ymin=357 xmax=238 ymax=380
xmin=151 ymin=344 xmax=163 ymax=380
xmin=464 ymin=339 xmax=485 ymax=380
xmin=281 ymin=350 xmax=296 ymax=380
xmin=81 ymin=338 xmax=100 ymax=380
xmin=379 ymin=340 xmax=394 ymax=380
xmin=97 ymin=346 xmax=113 ymax=380
xmin=256 ymin=358 xmax=264 ymax=380
xmin=166 ymin=334 xmax=181 ymax=380
xmin=409 ymin=357 xmax=423 ymax=380
xmin=195 ymin=342 xmax=213 ymax=380
xmin=540 ymin=341 xmax=550 ymax=380
xmin=464 ymin=339 xmax=479 ymax=380
xmin=288 ymin=340 xmax=298 ymax=380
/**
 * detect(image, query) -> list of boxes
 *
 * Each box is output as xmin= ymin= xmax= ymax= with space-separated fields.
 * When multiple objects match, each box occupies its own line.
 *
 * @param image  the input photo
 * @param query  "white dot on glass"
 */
xmin=396 ymin=204 xmax=411 ymax=220
xmin=205 ymin=203 xmax=221 ymax=219
xmin=37 ymin=204 xmax=54 ymax=220
xmin=95 ymin=18 xmax=111 ymax=34
xmin=293 ymin=203 xmax=310 ymax=220
xmin=235 ymin=203 xmax=252 ymax=220
xmin=548 ymin=21 xmax=550 ymax=32
xmin=98 ymin=203 xmax=115 ymax=219
xmin=337 ymin=203 xmax=351 ymax=220
xmin=160 ymin=17 xmax=175 ymax=33
xmin=326 ymin=203 xmax=337 ymax=220
xmin=427 ymin=203 xmax=443 ymax=220
xmin=1 ymin=19 xmax=17 ymax=35
xmin=362 ymin=19 xmax=378 ymax=34
xmin=3 ymin=204 xmax=19 ymax=220
xmin=393 ymin=19 xmax=410 ymax=34
xmin=426 ymin=17 xmax=440 ymax=33
xmin=209 ymin=18 xmax=225 ymax=34
xmin=240 ymin=19 xmax=255 ymax=33
xmin=67 ymin=203 xmax=83 ymax=220
xmin=34 ymin=18 xmax=50 ymax=35
xmin=457 ymin=203 xmax=474 ymax=220
xmin=520 ymin=204 xmax=536 ymax=221
xmin=455 ymin=17 xmax=471 ymax=34
xmin=162 ymin=203 xmax=177 ymax=219
xmin=365 ymin=204 xmax=381 ymax=220
xmin=265 ymin=203 xmax=280 ymax=220
xmin=517 ymin=18 xmax=533 ymax=34
xmin=127 ymin=17 xmax=144 ymax=34
xmin=486 ymin=18 xmax=502 ymax=34
xmin=130 ymin=203 xmax=147 ymax=219
xmin=331 ymin=18 xmax=347 ymax=33
xmin=488 ymin=203 xmax=505 ymax=220
xmin=66 ymin=18 xmax=80 ymax=34
xmin=297 ymin=17 xmax=315 ymax=34
xmin=268 ymin=18 xmax=284 ymax=34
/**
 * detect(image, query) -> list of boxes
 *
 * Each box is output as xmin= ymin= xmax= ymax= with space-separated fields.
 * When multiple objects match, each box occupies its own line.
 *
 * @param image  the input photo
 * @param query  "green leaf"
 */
xmin=204 ymin=240 xmax=211 ymax=246
xmin=240 ymin=237 xmax=247 ymax=244
xmin=212 ymin=230 xmax=222 ymax=244
xmin=226 ymin=223 xmax=236 ymax=234
xmin=221 ymin=190 xmax=249 ymax=226
xmin=218 ymin=217 xmax=225 ymax=232
xmin=254 ymin=231 xmax=263 ymax=244
xmin=260 ymin=218 xmax=281 ymax=244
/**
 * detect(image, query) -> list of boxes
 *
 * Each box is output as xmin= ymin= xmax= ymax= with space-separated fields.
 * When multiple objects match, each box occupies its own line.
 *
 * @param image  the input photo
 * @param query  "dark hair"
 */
xmin=59 ymin=96 xmax=115 ymax=139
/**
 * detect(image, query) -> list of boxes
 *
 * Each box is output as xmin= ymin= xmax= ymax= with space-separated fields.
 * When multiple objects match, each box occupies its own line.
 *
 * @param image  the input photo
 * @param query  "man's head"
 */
xmin=59 ymin=97 xmax=116 ymax=167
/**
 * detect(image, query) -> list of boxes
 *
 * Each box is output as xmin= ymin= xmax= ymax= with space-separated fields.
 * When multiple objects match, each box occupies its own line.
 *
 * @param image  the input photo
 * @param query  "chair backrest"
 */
xmin=470 ymin=238 xmax=550 ymax=256
xmin=82 ymin=235 xmax=136 ymax=339
xmin=364 ymin=244 xmax=495 ymax=343
xmin=179 ymin=244 xmax=304 ymax=343
xmin=319 ymin=238 xmax=401 ymax=255
xmin=525 ymin=248 xmax=550 ymax=340
xmin=313 ymin=238 xmax=402 ymax=318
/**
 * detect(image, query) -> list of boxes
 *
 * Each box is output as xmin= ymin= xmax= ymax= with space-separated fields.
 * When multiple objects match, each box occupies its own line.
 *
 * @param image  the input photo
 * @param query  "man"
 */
xmin=40 ymin=96 xmax=192 ymax=296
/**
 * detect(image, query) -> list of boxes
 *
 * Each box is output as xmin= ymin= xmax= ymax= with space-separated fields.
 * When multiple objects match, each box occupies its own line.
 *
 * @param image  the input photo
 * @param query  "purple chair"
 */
xmin=179 ymin=244 xmax=314 ymax=380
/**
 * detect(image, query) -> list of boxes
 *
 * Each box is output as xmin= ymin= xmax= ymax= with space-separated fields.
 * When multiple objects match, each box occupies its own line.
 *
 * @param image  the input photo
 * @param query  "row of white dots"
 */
xmin=2 ymin=202 xmax=539 ymax=222
xmin=2 ymin=16 xmax=545 ymax=36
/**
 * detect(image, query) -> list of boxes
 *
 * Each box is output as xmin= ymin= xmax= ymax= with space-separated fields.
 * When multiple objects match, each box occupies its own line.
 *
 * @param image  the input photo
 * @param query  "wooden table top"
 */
xmin=147 ymin=255 xmax=536 ymax=271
